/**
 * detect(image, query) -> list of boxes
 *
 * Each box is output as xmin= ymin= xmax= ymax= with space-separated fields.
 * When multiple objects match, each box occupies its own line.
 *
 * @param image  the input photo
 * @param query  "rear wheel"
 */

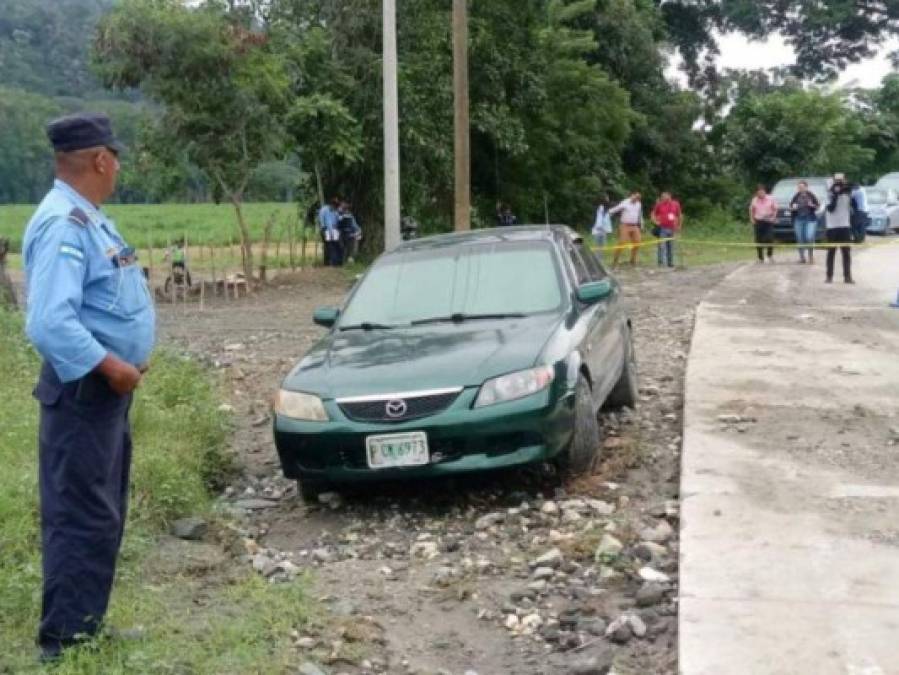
xmin=557 ymin=374 xmax=602 ymax=477
xmin=605 ymin=333 xmax=638 ymax=409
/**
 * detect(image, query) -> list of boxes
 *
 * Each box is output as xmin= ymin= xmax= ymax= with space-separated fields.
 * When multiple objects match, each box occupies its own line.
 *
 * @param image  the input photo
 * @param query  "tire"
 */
xmin=557 ymin=374 xmax=602 ymax=477
xmin=297 ymin=474 xmax=328 ymax=505
xmin=605 ymin=333 xmax=638 ymax=409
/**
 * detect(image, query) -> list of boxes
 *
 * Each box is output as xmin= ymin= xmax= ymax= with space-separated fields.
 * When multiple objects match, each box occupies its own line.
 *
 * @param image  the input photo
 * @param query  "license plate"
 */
xmin=366 ymin=432 xmax=429 ymax=469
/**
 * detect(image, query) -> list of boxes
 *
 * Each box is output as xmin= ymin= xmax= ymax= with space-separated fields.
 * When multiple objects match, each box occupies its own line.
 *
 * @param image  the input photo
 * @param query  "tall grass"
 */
xmin=0 ymin=311 xmax=314 ymax=674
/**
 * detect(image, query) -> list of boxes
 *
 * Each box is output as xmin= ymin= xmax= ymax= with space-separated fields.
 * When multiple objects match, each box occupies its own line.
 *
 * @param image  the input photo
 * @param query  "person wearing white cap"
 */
xmin=824 ymin=173 xmax=858 ymax=284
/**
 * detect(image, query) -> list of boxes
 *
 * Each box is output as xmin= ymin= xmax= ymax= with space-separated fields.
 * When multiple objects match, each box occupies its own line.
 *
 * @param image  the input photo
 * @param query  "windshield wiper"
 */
xmin=411 ymin=312 xmax=526 ymax=326
xmin=339 ymin=321 xmax=402 ymax=331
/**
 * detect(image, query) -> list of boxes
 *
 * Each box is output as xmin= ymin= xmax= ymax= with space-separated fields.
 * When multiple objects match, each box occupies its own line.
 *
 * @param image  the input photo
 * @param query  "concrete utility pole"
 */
xmin=453 ymin=0 xmax=471 ymax=231
xmin=383 ymin=0 xmax=402 ymax=251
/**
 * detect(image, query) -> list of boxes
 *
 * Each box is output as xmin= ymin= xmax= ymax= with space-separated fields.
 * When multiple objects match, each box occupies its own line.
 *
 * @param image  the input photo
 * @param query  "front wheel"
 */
xmin=605 ymin=333 xmax=638 ymax=409
xmin=297 ymin=474 xmax=329 ymax=505
xmin=556 ymin=374 xmax=602 ymax=478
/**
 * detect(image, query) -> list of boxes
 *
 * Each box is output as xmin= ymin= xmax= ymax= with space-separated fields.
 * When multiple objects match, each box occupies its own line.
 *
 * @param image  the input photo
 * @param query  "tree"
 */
xmin=94 ymin=0 xmax=290 ymax=281
xmin=720 ymin=88 xmax=875 ymax=188
xmin=661 ymin=1 xmax=899 ymax=84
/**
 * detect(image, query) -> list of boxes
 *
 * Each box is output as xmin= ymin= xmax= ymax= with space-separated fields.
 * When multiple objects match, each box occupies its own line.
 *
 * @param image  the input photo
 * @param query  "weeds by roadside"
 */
xmin=0 ymin=310 xmax=313 ymax=674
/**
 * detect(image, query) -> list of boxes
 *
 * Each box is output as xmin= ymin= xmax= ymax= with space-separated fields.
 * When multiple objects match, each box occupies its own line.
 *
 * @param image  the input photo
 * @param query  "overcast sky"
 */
xmin=708 ymin=33 xmax=898 ymax=89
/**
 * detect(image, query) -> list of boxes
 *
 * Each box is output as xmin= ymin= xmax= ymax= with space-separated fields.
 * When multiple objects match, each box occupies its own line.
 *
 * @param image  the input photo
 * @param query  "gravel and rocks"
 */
xmin=157 ymin=264 xmax=738 ymax=675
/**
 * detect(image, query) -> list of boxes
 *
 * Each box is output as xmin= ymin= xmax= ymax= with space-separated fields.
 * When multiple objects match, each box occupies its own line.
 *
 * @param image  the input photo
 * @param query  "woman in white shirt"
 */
xmin=591 ymin=195 xmax=613 ymax=258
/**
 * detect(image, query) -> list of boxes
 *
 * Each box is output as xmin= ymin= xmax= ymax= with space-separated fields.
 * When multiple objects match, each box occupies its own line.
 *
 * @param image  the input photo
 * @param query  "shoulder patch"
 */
xmin=67 ymin=207 xmax=90 ymax=228
xmin=59 ymin=243 xmax=85 ymax=262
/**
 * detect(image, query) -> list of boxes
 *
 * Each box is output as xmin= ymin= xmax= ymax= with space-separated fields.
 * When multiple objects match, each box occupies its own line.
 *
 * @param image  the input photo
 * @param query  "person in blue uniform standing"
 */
xmin=22 ymin=113 xmax=156 ymax=661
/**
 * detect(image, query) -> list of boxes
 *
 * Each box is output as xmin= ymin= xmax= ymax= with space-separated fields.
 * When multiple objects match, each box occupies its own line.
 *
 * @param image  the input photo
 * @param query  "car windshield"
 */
xmin=866 ymin=189 xmax=887 ymax=205
xmin=340 ymin=241 xmax=564 ymax=328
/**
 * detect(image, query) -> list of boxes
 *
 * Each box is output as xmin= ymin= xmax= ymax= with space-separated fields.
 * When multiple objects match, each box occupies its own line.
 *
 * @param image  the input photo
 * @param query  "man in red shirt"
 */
xmin=652 ymin=192 xmax=683 ymax=268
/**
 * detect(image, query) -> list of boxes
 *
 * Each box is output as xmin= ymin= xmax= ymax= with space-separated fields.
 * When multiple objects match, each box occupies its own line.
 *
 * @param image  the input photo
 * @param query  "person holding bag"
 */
xmin=824 ymin=173 xmax=857 ymax=284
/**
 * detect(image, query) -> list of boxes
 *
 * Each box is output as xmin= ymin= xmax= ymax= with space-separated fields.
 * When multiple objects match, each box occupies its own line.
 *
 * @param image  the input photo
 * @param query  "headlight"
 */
xmin=274 ymin=390 xmax=329 ymax=421
xmin=474 ymin=366 xmax=555 ymax=408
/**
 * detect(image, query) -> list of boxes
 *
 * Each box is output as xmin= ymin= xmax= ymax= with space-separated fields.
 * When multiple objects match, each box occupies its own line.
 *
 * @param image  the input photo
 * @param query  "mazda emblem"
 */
xmin=385 ymin=399 xmax=408 ymax=418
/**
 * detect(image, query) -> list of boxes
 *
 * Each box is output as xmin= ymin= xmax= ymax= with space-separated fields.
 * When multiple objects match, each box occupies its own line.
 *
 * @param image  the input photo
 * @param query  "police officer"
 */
xmin=22 ymin=113 xmax=155 ymax=661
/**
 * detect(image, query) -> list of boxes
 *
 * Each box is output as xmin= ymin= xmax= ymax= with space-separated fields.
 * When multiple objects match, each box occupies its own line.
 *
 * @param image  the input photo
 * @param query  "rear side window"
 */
xmin=562 ymin=239 xmax=591 ymax=285
xmin=576 ymin=242 xmax=607 ymax=280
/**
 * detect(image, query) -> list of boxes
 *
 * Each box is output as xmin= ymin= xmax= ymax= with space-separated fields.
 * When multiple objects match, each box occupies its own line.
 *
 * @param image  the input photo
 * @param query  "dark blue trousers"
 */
xmin=34 ymin=363 xmax=132 ymax=651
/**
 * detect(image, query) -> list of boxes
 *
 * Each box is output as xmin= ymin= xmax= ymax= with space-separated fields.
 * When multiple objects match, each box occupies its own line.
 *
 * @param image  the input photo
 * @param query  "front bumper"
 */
xmin=273 ymin=386 xmax=576 ymax=483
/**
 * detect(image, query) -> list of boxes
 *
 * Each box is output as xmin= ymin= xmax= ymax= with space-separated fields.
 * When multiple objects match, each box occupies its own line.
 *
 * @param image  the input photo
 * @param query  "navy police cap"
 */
xmin=47 ymin=112 xmax=124 ymax=153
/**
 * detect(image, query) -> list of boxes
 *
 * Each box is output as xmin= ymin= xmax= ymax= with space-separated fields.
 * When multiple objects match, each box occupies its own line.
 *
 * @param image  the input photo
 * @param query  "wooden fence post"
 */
xmin=0 ymin=238 xmax=17 ymax=308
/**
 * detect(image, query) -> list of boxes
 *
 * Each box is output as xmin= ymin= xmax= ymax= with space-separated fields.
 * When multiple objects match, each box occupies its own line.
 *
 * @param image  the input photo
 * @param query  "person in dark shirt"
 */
xmin=496 ymin=203 xmax=518 ymax=227
xmin=789 ymin=181 xmax=821 ymax=264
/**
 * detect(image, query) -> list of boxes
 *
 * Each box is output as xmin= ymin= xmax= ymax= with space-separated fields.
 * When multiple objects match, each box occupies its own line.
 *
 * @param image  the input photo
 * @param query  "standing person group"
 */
xmin=598 ymin=190 xmax=683 ymax=267
xmin=318 ymin=197 xmax=362 ymax=266
xmin=750 ymin=176 xmax=857 ymax=283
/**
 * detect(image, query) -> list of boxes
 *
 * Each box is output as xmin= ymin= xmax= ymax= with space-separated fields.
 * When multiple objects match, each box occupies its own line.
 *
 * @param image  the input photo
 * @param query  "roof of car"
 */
xmin=773 ymin=176 xmax=829 ymax=185
xmin=394 ymin=225 xmax=578 ymax=252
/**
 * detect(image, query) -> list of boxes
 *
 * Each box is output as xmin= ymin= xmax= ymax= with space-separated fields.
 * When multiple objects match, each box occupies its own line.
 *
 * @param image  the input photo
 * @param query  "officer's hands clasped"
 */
xmin=97 ymin=354 xmax=143 ymax=395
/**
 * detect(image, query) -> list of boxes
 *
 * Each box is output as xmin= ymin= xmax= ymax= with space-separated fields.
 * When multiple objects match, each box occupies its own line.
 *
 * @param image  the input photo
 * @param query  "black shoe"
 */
xmin=38 ymin=645 xmax=63 ymax=665
xmin=845 ymin=278 xmax=855 ymax=284
xmin=825 ymin=277 xmax=833 ymax=283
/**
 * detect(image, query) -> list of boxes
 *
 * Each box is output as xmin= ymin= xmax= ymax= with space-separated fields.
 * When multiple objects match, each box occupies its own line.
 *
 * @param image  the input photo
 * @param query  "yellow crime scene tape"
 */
xmin=594 ymin=236 xmax=899 ymax=253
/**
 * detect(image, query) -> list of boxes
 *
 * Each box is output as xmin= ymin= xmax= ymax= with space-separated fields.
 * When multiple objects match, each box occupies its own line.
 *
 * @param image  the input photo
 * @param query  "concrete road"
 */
xmin=680 ymin=242 xmax=899 ymax=675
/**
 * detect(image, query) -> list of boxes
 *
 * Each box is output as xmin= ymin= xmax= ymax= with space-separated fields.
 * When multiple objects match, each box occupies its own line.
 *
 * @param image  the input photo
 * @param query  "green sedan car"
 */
xmin=274 ymin=226 xmax=637 ymax=501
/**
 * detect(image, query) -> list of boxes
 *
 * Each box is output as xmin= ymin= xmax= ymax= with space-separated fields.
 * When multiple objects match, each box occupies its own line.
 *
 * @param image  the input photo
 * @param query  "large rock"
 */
xmin=640 ymin=520 xmax=674 ymax=543
xmin=170 ymin=517 xmax=208 ymax=541
xmin=638 ymin=566 xmax=671 ymax=583
xmin=594 ymin=534 xmax=624 ymax=559
xmin=605 ymin=616 xmax=633 ymax=644
xmin=532 ymin=566 xmax=555 ymax=580
xmin=475 ymin=512 xmax=505 ymax=530
xmin=534 ymin=547 xmax=564 ymax=568
xmin=568 ymin=649 xmax=614 ymax=675
xmin=636 ymin=582 xmax=665 ymax=607
xmin=298 ymin=662 xmax=328 ymax=675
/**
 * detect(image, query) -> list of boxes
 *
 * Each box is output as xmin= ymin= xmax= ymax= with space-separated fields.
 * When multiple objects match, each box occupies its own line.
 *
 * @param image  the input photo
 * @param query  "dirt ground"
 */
xmin=156 ymin=260 xmax=739 ymax=675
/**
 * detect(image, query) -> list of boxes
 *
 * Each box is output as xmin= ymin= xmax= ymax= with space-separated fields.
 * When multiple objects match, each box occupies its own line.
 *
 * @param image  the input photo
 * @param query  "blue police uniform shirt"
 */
xmin=23 ymin=179 xmax=156 ymax=383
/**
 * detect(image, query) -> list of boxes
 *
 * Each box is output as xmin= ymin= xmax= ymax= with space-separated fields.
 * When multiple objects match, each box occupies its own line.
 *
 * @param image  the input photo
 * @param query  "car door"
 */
xmin=574 ymin=240 xmax=625 ymax=404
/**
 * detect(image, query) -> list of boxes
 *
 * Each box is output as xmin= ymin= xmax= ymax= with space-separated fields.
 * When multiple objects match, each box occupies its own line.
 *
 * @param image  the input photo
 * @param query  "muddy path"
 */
xmin=158 ymin=262 xmax=739 ymax=675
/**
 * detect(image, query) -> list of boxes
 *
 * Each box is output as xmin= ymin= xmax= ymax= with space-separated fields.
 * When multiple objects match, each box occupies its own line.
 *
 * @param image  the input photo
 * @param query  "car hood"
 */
xmin=284 ymin=313 xmax=564 ymax=399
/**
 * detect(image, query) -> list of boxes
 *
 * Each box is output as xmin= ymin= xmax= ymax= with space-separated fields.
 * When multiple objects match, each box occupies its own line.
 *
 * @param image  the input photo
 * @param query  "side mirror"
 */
xmin=576 ymin=280 xmax=613 ymax=305
xmin=313 ymin=307 xmax=340 ymax=328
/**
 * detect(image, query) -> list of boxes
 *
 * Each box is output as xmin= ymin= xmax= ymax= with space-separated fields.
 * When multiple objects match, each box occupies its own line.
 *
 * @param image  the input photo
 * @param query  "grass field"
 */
xmin=0 ymin=310 xmax=315 ymax=674
xmin=0 ymin=202 xmax=301 ymax=252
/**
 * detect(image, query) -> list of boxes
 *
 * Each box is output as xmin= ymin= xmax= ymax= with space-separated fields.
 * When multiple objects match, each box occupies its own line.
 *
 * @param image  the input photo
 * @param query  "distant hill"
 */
xmin=0 ymin=0 xmax=116 ymax=98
